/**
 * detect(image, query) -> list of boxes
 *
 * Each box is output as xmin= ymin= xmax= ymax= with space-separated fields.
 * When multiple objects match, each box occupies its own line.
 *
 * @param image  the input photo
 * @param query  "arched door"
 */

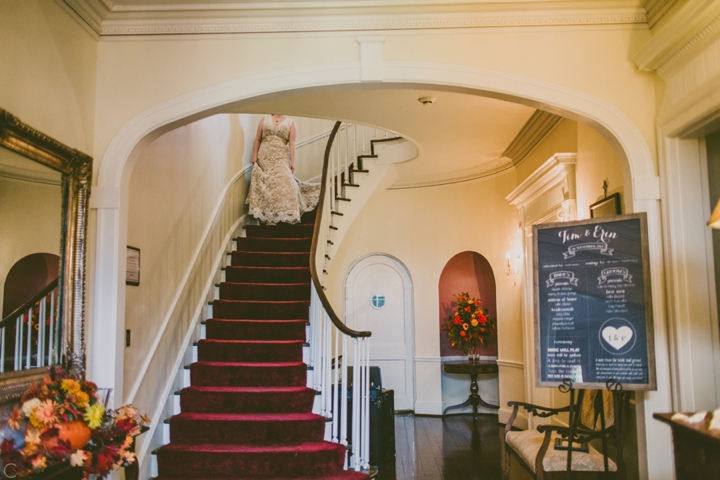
xmin=346 ymin=255 xmax=414 ymax=411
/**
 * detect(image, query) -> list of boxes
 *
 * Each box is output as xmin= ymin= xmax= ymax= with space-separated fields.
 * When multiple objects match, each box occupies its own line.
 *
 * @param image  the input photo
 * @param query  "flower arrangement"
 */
xmin=0 ymin=367 xmax=148 ymax=479
xmin=442 ymin=292 xmax=497 ymax=356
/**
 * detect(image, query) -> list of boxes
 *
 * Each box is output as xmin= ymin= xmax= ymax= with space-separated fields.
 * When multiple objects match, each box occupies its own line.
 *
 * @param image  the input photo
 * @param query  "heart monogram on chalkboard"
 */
xmin=602 ymin=326 xmax=634 ymax=350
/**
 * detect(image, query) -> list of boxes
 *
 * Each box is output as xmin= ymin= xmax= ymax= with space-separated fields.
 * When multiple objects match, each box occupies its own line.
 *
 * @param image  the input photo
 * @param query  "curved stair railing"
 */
xmin=0 ymin=278 xmax=60 ymax=373
xmin=309 ymin=121 xmax=397 ymax=472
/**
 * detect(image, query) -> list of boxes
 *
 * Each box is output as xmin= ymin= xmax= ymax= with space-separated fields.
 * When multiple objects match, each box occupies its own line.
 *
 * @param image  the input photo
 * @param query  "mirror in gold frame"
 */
xmin=0 ymin=108 xmax=91 ymax=402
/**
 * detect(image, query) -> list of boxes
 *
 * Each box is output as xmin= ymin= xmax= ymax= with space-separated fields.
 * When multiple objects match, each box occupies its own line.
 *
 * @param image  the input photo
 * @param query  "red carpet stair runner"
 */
xmin=155 ymin=210 xmax=368 ymax=480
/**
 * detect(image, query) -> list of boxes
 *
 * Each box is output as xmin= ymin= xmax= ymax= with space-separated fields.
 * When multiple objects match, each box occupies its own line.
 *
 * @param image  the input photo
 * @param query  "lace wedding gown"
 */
xmin=246 ymin=116 xmax=320 ymax=224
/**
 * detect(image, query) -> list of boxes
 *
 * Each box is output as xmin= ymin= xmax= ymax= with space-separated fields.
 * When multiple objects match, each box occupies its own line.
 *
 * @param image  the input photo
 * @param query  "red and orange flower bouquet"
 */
xmin=442 ymin=292 xmax=497 ymax=357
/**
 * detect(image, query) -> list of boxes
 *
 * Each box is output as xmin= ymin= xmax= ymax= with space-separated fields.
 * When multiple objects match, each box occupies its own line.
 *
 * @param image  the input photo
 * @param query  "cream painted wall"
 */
xmin=515 ymin=119 xmax=578 ymax=183
xmin=0 ymin=177 xmax=62 ymax=315
xmin=124 ymin=114 xmax=248 ymax=412
xmin=294 ymin=117 xmax=336 ymax=182
xmin=577 ymin=122 xmax=626 ymax=218
xmin=326 ymin=169 xmax=522 ymax=413
xmin=0 ymin=0 xmax=97 ymax=154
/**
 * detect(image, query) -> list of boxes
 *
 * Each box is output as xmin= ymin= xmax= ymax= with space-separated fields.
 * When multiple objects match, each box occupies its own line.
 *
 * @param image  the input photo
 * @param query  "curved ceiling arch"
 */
xmin=97 ymin=61 xmax=655 ymax=204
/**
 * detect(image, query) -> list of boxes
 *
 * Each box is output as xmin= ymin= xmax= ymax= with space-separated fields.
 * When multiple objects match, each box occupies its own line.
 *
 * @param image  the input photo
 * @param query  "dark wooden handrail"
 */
xmin=0 ymin=278 xmax=59 ymax=329
xmin=309 ymin=122 xmax=371 ymax=338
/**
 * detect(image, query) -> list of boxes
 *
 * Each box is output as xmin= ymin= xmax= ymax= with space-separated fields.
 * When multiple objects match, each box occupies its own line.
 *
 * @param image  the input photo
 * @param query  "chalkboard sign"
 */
xmin=533 ymin=213 xmax=656 ymax=390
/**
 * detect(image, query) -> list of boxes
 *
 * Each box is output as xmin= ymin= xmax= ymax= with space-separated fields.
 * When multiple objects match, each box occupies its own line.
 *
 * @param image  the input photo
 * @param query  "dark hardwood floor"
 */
xmin=377 ymin=414 xmax=505 ymax=480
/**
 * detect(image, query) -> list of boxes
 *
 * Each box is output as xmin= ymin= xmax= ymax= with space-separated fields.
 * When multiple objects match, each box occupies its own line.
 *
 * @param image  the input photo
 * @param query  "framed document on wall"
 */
xmin=533 ymin=213 xmax=656 ymax=390
xmin=590 ymin=192 xmax=622 ymax=218
xmin=126 ymin=246 xmax=140 ymax=286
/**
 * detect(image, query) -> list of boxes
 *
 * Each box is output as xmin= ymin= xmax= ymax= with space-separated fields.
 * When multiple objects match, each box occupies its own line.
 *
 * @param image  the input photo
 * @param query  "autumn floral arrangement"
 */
xmin=0 ymin=367 xmax=148 ymax=479
xmin=442 ymin=292 xmax=497 ymax=358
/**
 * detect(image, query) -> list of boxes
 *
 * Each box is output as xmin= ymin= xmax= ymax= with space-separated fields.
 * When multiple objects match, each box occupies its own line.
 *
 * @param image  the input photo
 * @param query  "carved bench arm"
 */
xmin=504 ymin=402 xmax=572 ymax=435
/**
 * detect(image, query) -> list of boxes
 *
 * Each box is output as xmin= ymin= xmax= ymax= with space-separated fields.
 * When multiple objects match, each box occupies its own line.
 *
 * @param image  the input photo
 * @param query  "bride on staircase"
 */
xmin=246 ymin=114 xmax=320 ymax=225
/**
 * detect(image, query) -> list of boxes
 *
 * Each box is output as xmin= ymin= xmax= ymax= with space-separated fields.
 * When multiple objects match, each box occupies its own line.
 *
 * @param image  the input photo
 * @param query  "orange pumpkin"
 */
xmin=42 ymin=421 xmax=91 ymax=450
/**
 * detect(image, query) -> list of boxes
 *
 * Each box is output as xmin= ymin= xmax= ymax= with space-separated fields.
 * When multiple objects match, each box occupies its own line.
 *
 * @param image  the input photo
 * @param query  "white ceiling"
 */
xmin=236 ymin=87 xmax=536 ymax=184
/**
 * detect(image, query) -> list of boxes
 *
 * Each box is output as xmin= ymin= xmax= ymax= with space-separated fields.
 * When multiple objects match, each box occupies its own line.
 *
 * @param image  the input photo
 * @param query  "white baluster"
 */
xmin=360 ymin=125 xmax=365 ymax=155
xmin=332 ymin=327 xmax=339 ymax=442
xmin=0 ymin=327 xmax=5 ymax=373
xmin=324 ymin=313 xmax=332 ymax=421
xmin=25 ymin=308 xmax=32 ymax=370
xmin=37 ymin=297 xmax=45 ymax=367
xmin=341 ymin=334 xmax=349 ymax=469
xmin=363 ymin=338 xmax=371 ymax=470
xmin=15 ymin=316 xmax=21 ymax=371
xmin=352 ymin=337 xmax=360 ymax=471
xmin=359 ymin=338 xmax=367 ymax=469
xmin=320 ymin=310 xmax=326 ymax=415
xmin=48 ymin=290 xmax=55 ymax=365
xmin=345 ymin=125 xmax=350 ymax=183
xmin=352 ymin=124 xmax=357 ymax=170
xmin=313 ymin=303 xmax=319 ymax=390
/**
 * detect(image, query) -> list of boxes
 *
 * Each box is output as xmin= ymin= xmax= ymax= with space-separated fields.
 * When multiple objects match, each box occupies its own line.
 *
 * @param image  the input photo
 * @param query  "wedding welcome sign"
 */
xmin=533 ymin=213 xmax=656 ymax=390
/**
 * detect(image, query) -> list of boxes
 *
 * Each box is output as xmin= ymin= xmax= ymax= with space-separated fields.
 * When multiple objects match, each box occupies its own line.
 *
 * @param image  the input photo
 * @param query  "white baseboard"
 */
xmin=414 ymin=401 xmax=443 ymax=415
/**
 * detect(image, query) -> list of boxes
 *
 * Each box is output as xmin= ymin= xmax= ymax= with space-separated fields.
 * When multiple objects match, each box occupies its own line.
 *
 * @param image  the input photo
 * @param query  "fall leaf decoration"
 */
xmin=442 ymin=292 xmax=497 ymax=354
xmin=0 ymin=367 xmax=148 ymax=479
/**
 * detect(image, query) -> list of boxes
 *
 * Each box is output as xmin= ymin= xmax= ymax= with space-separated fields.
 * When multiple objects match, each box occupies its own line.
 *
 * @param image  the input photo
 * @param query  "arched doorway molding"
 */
xmin=345 ymin=254 xmax=414 ymax=410
xmin=91 ymin=61 xmax=668 ymax=477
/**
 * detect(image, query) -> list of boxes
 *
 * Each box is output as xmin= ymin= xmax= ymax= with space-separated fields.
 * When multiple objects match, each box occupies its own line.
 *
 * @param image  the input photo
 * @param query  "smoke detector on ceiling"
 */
xmin=418 ymin=96 xmax=436 ymax=106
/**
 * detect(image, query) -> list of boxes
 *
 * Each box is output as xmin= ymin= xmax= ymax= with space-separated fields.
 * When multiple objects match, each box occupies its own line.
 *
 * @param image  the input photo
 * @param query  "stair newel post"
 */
xmin=344 ymin=122 xmax=349 ymax=182
xmin=341 ymin=333 xmax=349 ymax=467
xmin=351 ymin=336 xmax=360 ymax=471
xmin=332 ymin=326 xmax=340 ymax=442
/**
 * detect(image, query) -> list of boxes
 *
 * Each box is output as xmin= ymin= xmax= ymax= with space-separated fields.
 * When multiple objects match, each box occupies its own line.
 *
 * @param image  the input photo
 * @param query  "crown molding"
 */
xmin=502 ymin=110 xmax=563 ymax=164
xmin=642 ymin=0 xmax=677 ymax=28
xmin=505 ymin=152 xmax=577 ymax=208
xmin=62 ymin=0 xmax=113 ymax=34
xmin=387 ymin=161 xmax=516 ymax=190
xmin=63 ymin=0 xmax=647 ymax=36
xmin=388 ymin=109 xmax=562 ymax=190
xmin=634 ymin=0 xmax=720 ymax=72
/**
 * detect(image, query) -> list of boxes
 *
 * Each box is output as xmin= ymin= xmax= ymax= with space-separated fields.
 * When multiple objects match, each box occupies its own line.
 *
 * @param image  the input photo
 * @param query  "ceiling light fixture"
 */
xmin=418 ymin=96 xmax=436 ymax=106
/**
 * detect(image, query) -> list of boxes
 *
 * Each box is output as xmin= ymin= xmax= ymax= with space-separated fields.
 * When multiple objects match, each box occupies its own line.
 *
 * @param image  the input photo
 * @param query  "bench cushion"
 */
xmin=506 ymin=429 xmax=617 ymax=473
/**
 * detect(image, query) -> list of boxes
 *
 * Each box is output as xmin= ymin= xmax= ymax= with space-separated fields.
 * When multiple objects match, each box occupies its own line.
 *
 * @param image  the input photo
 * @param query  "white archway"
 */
xmin=90 ymin=60 xmax=669 ymax=478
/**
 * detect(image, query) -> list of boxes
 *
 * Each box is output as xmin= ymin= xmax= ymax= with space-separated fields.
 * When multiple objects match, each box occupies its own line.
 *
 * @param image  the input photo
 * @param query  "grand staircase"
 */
xmin=154 ymin=210 xmax=368 ymax=480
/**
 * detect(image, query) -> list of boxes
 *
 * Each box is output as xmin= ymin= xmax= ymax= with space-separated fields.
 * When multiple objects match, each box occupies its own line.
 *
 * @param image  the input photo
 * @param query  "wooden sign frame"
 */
xmin=533 ymin=213 xmax=656 ymax=391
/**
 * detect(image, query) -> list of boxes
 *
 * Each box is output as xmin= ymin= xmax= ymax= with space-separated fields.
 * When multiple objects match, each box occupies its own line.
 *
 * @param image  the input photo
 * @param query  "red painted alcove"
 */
xmin=439 ymin=251 xmax=498 ymax=357
xmin=2 ymin=253 xmax=60 ymax=318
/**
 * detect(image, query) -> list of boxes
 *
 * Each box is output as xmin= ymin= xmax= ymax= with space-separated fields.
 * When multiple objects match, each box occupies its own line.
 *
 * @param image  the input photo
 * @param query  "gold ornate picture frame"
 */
xmin=0 ymin=108 xmax=92 ymax=401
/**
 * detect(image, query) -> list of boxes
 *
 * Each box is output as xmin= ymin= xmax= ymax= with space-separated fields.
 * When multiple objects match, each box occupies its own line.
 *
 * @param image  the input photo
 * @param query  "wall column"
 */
xmin=659 ymin=135 xmax=720 ymax=410
xmin=88 ymin=187 xmax=126 ymax=408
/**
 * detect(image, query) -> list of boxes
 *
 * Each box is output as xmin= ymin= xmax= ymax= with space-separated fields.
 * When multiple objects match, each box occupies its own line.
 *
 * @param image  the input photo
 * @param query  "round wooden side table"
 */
xmin=443 ymin=360 xmax=500 ymax=422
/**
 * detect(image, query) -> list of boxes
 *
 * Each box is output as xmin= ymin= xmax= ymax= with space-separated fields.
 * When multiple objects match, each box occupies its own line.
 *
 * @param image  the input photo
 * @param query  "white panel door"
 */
xmin=347 ymin=256 xmax=414 ymax=411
